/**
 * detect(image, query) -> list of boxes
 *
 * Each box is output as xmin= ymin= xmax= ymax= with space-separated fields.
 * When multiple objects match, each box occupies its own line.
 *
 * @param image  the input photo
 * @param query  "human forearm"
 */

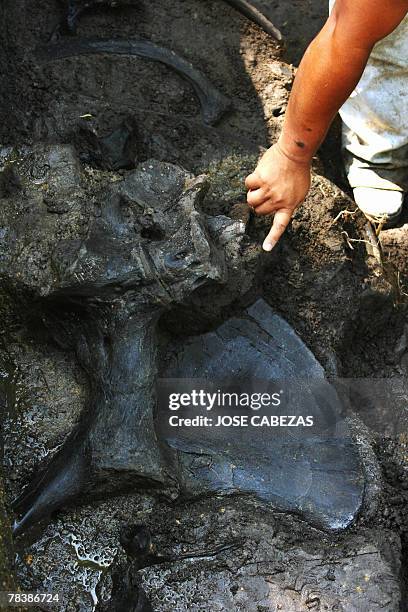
xmin=278 ymin=0 xmax=408 ymax=164
xmin=245 ymin=0 xmax=408 ymax=251
xmin=278 ymin=25 xmax=370 ymax=163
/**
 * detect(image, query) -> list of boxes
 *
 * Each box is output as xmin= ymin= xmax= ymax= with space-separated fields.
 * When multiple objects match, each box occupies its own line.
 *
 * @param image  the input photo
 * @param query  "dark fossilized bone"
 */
xmin=61 ymin=0 xmax=138 ymax=34
xmin=0 ymin=146 xmax=247 ymax=535
xmin=159 ymin=299 xmax=366 ymax=532
xmin=1 ymin=145 xmax=367 ymax=537
xmin=37 ymin=38 xmax=231 ymax=126
xmin=56 ymin=0 xmax=282 ymax=42
xmin=75 ymin=113 xmax=140 ymax=170
xmin=225 ymin=0 xmax=282 ymax=41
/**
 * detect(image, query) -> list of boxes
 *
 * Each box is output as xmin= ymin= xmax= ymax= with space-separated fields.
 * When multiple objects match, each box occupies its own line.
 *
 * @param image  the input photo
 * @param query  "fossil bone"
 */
xmin=225 ymin=0 xmax=283 ymax=41
xmin=37 ymin=38 xmax=231 ymax=126
xmin=0 ymin=147 xmax=245 ymax=535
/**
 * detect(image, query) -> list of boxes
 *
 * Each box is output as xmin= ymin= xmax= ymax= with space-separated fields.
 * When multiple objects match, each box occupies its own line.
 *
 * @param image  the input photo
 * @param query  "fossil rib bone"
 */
xmin=225 ymin=0 xmax=283 ymax=41
xmin=37 ymin=38 xmax=231 ymax=126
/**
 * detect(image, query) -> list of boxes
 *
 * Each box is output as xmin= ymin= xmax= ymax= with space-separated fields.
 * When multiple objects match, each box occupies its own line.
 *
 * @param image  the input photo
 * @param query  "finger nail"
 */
xmin=262 ymin=240 xmax=276 ymax=252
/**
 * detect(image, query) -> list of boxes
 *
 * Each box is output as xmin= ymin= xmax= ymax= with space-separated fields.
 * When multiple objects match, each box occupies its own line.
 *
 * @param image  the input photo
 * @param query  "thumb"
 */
xmin=262 ymin=209 xmax=292 ymax=252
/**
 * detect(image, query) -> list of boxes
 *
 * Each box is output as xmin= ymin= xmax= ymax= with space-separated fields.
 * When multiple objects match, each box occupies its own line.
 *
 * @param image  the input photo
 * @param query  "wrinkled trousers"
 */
xmin=329 ymin=1 xmax=408 ymax=191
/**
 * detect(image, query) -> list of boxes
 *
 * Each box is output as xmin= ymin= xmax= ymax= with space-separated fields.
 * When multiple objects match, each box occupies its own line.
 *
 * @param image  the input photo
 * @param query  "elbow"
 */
xmin=308 ymin=11 xmax=374 ymax=61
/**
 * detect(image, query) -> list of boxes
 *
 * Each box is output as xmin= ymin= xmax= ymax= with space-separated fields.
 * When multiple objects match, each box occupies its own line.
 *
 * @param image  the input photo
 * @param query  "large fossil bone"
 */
xmin=38 ymin=38 xmax=231 ymax=126
xmin=159 ymin=299 xmax=366 ymax=532
xmin=0 ymin=145 xmax=371 ymax=537
xmin=56 ymin=0 xmax=282 ymax=42
xmin=0 ymin=146 xmax=247 ymax=535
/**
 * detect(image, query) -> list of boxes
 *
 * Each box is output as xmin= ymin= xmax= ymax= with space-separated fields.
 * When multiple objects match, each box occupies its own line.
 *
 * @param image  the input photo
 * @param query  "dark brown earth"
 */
xmin=1 ymin=0 xmax=408 ymax=610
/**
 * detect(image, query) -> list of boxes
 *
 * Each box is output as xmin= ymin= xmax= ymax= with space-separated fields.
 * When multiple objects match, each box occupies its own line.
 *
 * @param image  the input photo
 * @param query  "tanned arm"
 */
xmin=245 ymin=0 xmax=408 ymax=251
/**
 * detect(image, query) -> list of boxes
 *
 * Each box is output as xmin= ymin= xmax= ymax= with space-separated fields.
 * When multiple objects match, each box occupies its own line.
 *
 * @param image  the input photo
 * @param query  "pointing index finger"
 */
xmin=262 ymin=209 xmax=292 ymax=252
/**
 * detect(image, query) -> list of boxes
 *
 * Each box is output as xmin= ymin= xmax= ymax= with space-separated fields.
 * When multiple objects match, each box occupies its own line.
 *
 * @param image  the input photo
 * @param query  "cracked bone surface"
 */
xmin=0 ymin=144 xmax=370 ymax=539
xmin=0 ymin=146 xmax=247 ymax=534
xmin=160 ymin=299 xmax=366 ymax=532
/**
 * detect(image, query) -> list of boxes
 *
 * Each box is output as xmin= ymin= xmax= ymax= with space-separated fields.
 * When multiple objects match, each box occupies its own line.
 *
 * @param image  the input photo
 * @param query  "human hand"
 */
xmin=245 ymin=144 xmax=311 ymax=251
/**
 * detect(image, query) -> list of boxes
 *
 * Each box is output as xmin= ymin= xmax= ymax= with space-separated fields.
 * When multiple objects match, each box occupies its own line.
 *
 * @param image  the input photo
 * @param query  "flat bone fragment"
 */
xmin=160 ymin=299 xmax=365 ymax=532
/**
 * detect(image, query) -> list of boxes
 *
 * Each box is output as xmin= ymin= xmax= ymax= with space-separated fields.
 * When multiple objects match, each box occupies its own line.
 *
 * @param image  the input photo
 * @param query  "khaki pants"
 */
xmin=329 ymin=1 xmax=408 ymax=191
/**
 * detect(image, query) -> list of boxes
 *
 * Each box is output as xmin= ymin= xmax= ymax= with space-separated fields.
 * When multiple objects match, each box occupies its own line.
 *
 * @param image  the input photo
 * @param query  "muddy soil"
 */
xmin=1 ymin=0 xmax=408 ymax=610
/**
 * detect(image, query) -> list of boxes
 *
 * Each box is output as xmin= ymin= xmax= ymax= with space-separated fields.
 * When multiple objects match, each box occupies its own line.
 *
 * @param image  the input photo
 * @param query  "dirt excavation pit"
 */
xmin=1 ymin=1 xmax=408 ymax=611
